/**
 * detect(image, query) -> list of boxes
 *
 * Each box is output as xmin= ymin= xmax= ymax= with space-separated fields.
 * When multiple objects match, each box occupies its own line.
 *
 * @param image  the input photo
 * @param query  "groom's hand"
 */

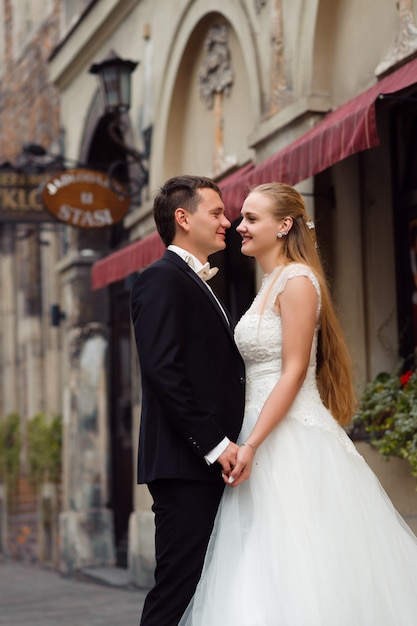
xmin=217 ymin=442 xmax=239 ymax=483
xmin=228 ymin=444 xmax=255 ymax=487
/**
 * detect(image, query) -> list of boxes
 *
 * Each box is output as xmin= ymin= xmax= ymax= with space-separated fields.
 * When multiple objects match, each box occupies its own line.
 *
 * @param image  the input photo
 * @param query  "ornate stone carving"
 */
xmin=198 ymin=24 xmax=234 ymax=109
xmin=376 ymin=0 xmax=417 ymax=77
xmin=268 ymin=0 xmax=291 ymax=116
xmin=198 ymin=25 xmax=237 ymax=177
xmin=255 ymin=0 xmax=267 ymax=12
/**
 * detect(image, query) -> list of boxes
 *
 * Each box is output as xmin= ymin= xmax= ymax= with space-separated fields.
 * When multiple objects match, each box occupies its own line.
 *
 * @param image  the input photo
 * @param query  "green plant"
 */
xmin=0 ymin=413 xmax=22 ymax=491
xmin=27 ymin=413 xmax=62 ymax=487
xmin=352 ymin=368 xmax=417 ymax=478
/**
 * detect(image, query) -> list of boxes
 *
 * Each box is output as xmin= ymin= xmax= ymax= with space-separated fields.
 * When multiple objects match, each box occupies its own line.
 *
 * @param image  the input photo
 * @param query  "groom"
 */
xmin=131 ymin=175 xmax=246 ymax=625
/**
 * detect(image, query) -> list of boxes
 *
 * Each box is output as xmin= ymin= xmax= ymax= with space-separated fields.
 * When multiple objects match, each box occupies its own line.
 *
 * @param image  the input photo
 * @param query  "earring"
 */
xmin=277 ymin=232 xmax=287 ymax=239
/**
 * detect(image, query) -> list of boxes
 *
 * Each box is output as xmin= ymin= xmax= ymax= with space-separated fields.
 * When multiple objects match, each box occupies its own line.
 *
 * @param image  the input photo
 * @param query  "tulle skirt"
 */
xmin=179 ymin=408 xmax=417 ymax=625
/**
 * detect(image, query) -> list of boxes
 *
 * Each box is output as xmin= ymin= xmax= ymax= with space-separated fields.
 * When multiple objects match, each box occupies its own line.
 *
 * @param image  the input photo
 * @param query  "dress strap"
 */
xmin=267 ymin=263 xmax=321 ymax=315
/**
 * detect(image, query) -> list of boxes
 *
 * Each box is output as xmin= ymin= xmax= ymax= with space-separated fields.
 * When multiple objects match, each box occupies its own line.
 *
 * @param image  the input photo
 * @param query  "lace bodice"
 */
xmin=235 ymin=263 xmax=320 ymax=406
xmin=235 ymin=263 xmax=359 ymax=456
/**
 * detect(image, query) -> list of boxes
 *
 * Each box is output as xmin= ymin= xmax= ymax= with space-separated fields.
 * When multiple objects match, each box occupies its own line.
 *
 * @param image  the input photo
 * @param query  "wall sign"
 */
xmin=0 ymin=170 xmax=54 ymax=222
xmin=41 ymin=168 xmax=130 ymax=229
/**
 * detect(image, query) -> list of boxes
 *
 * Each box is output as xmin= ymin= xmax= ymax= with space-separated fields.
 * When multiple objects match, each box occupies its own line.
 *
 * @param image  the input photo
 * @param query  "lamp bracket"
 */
xmin=106 ymin=115 xmax=151 ymax=200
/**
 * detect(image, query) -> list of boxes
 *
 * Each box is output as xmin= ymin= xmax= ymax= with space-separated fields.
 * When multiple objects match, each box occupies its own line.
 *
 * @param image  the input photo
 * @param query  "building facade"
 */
xmin=0 ymin=0 xmax=63 ymax=565
xmin=2 ymin=0 xmax=417 ymax=583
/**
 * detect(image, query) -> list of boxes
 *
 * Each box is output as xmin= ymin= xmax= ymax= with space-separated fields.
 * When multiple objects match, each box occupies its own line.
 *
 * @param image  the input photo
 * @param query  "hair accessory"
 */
xmin=306 ymin=221 xmax=315 ymax=230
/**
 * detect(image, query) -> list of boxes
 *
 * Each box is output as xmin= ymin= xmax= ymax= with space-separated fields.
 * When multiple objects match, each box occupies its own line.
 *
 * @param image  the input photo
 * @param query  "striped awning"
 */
xmin=91 ymin=230 xmax=166 ymax=290
xmin=246 ymin=56 xmax=417 ymax=186
xmin=91 ymin=56 xmax=417 ymax=290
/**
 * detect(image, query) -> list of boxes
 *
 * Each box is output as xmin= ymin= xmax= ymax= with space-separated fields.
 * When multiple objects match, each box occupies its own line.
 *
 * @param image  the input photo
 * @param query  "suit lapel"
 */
xmin=163 ymin=250 xmax=234 ymax=335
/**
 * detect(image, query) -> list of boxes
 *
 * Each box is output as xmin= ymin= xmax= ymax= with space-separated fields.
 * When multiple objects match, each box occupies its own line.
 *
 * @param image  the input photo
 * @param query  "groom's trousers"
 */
xmin=140 ymin=478 xmax=224 ymax=626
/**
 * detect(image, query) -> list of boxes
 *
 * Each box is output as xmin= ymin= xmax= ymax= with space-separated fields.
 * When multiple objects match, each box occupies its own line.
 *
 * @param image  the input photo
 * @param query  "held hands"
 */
xmin=217 ymin=442 xmax=239 ymax=479
xmin=221 ymin=442 xmax=256 ymax=487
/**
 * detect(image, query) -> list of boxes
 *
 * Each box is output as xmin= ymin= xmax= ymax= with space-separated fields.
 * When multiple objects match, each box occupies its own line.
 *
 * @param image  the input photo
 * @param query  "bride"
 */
xmin=179 ymin=182 xmax=417 ymax=625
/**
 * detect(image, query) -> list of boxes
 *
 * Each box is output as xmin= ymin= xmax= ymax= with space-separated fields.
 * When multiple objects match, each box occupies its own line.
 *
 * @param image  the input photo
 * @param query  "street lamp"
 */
xmin=89 ymin=51 xmax=150 ymax=200
xmin=89 ymin=51 xmax=138 ymax=114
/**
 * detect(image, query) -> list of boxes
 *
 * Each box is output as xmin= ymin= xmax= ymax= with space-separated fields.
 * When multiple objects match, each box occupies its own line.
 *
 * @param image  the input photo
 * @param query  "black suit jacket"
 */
xmin=131 ymin=250 xmax=246 ymax=484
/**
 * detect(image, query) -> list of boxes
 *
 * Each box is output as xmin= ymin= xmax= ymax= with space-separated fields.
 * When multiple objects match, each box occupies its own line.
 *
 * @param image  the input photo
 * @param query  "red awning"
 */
xmin=92 ymin=56 xmax=417 ymax=290
xmin=92 ymin=230 xmax=166 ymax=290
xmin=246 ymin=56 xmax=417 ymax=186
xmin=91 ymin=162 xmax=254 ymax=290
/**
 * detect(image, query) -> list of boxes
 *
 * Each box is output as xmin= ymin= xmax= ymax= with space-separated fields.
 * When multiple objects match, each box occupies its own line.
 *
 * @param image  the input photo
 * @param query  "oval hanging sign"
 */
xmin=41 ymin=168 xmax=130 ymax=229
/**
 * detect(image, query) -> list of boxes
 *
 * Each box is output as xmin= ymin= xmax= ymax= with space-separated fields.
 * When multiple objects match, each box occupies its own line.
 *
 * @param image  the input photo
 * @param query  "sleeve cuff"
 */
xmin=204 ymin=437 xmax=230 ymax=465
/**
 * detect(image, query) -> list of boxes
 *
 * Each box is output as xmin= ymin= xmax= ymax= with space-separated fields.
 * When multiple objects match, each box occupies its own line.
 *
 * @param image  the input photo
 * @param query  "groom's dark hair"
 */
xmin=153 ymin=175 xmax=222 ymax=246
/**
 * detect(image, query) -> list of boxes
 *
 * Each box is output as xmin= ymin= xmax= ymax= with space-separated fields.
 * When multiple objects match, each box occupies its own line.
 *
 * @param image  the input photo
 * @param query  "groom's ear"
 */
xmin=174 ymin=208 xmax=190 ymax=232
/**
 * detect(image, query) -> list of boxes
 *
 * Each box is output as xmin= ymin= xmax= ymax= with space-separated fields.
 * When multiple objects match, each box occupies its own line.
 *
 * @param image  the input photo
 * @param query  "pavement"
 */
xmin=0 ymin=560 xmax=148 ymax=625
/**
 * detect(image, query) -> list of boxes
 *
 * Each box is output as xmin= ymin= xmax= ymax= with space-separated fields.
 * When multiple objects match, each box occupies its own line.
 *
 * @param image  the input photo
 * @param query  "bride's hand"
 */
xmin=227 ymin=443 xmax=256 ymax=487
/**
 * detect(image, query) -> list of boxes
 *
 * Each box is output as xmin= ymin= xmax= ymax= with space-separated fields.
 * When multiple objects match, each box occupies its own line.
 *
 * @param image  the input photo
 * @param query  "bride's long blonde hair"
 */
xmin=251 ymin=182 xmax=356 ymax=426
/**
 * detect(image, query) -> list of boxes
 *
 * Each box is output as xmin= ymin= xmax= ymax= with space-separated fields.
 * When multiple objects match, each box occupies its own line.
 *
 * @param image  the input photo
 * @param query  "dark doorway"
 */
xmin=209 ymin=218 xmax=256 ymax=326
xmin=390 ymin=92 xmax=417 ymax=363
xmin=109 ymin=280 xmax=133 ymax=567
xmin=81 ymin=95 xmax=136 ymax=567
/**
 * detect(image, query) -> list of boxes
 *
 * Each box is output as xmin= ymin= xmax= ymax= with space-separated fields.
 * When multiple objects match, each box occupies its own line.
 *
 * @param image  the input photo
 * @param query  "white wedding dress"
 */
xmin=179 ymin=263 xmax=417 ymax=626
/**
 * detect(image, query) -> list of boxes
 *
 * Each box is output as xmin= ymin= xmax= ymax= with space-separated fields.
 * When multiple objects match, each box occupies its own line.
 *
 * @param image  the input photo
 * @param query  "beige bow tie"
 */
xmin=184 ymin=256 xmax=219 ymax=281
xmin=197 ymin=262 xmax=219 ymax=282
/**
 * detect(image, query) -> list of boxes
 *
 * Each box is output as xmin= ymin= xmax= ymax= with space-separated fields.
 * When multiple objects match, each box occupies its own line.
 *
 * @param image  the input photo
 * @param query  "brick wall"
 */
xmin=0 ymin=0 xmax=62 ymax=565
xmin=0 ymin=0 xmax=61 ymax=162
xmin=7 ymin=477 xmax=38 ymax=563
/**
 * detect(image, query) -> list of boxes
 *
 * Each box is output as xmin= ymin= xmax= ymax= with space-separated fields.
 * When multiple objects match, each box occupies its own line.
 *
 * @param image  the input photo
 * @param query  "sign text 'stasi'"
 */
xmin=41 ymin=168 xmax=131 ymax=229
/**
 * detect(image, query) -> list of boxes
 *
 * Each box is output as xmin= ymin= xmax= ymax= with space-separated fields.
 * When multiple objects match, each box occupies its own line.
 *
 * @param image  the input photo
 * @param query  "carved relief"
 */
xmin=268 ymin=0 xmax=291 ymax=116
xmin=255 ymin=0 xmax=267 ymax=12
xmin=198 ymin=25 xmax=236 ymax=176
xmin=376 ymin=0 xmax=417 ymax=76
xmin=198 ymin=24 xmax=234 ymax=109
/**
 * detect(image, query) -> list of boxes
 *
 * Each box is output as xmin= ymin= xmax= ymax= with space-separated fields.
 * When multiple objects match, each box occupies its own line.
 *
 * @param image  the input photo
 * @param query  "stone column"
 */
xmin=58 ymin=249 xmax=115 ymax=573
xmin=128 ymin=342 xmax=154 ymax=587
xmin=0 ymin=225 xmax=18 ymax=416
